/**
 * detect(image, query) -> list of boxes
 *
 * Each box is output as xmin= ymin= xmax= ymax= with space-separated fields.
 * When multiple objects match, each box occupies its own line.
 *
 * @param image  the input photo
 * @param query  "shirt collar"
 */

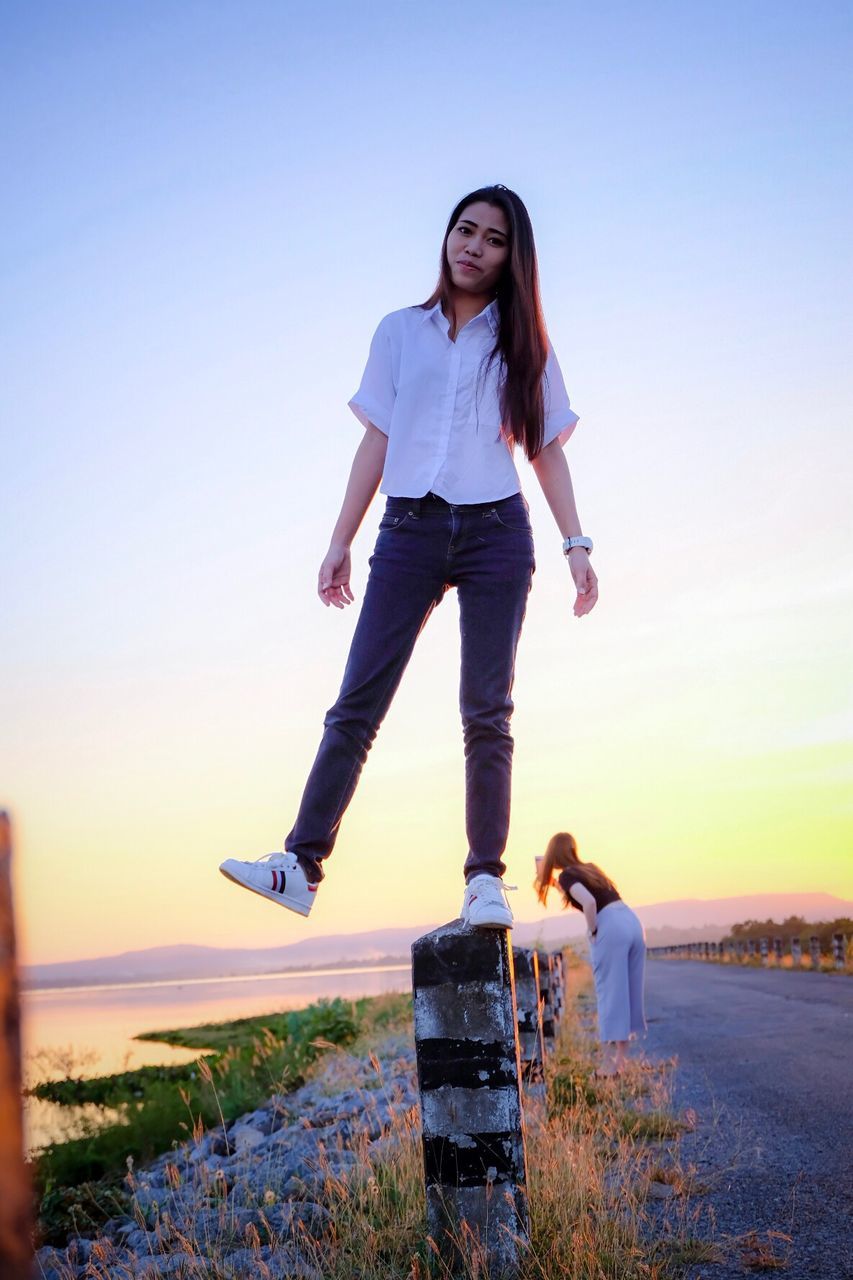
xmin=422 ymin=298 xmax=499 ymax=335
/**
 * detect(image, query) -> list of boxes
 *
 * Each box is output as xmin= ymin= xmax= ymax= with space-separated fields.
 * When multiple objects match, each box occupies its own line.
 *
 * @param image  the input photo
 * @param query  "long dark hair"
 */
xmin=421 ymin=184 xmax=549 ymax=460
xmin=534 ymin=832 xmax=618 ymax=908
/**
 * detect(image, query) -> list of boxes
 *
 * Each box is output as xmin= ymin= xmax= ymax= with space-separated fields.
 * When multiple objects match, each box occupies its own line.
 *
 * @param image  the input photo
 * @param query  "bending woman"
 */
xmin=220 ymin=185 xmax=597 ymax=929
xmin=535 ymin=832 xmax=646 ymax=1075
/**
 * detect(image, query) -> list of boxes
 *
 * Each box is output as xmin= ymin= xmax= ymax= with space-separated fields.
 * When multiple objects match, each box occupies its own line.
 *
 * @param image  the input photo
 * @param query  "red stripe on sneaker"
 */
xmin=271 ymin=870 xmax=280 ymax=893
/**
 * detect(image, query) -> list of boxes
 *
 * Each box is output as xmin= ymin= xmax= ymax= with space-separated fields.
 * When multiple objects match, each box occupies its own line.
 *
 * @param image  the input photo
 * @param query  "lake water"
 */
xmin=22 ymin=963 xmax=412 ymax=1152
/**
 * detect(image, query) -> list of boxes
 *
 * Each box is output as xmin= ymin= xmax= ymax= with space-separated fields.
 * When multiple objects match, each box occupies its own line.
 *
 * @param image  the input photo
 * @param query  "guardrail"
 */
xmin=648 ymin=934 xmax=850 ymax=970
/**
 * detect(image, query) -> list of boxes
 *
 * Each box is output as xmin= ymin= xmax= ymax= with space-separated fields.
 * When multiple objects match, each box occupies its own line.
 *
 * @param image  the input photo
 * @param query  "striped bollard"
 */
xmin=809 ymin=935 xmax=821 ymax=969
xmin=512 ymin=948 xmax=545 ymax=1084
xmin=412 ymin=920 xmax=528 ymax=1277
xmin=832 ymin=934 xmax=845 ymax=970
xmin=537 ymin=952 xmax=555 ymax=1050
xmin=773 ymin=937 xmax=783 ymax=964
xmin=550 ymin=951 xmax=565 ymax=1027
xmin=791 ymin=936 xmax=802 ymax=965
xmin=759 ymin=937 xmax=769 ymax=966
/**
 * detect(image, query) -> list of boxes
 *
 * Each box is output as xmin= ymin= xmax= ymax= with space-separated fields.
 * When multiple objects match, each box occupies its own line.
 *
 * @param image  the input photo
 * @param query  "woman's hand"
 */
xmin=568 ymin=548 xmax=598 ymax=617
xmin=318 ymin=544 xmax=354 ymax=608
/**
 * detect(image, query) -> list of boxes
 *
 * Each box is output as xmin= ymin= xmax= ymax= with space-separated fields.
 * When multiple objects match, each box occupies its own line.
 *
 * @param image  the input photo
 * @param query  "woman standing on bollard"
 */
xmin=219 ymin=186 xmax=597 ymax=928
xmin=535 ymin=832 xmax=646 ymax=1076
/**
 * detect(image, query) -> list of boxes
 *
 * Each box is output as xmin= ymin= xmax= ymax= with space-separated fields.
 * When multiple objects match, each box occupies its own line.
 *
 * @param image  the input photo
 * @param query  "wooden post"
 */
xmin=791 ymin=936 xmax=802 ymax=965
xmin=773 ymin=937 xmax=783 ymax=963
xmin=759 ymin=936 xmax=769 ymax=966
xmin=747 ymin=939 xmax=757 ymax=959
xmin=0 ymin=813 xmax=32 ymax=1280
xmin=412 ymin=920 xmax=528 ymax=1277
xmin=809 ymin=935 xmax=821 ymax=969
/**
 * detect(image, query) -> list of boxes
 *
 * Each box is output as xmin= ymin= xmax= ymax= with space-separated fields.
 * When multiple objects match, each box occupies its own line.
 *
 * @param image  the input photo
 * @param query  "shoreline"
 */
xmin=23 ymin=957 xmax=413 ymax=996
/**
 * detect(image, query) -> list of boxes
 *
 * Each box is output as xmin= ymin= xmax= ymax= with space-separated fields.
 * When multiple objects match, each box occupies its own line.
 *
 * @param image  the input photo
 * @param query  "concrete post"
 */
xmin=537 ymin=952 xmax=555 ymax=1049
xmin=759 ymin=937 xmax=769 ymax=966
xmin=512 ymin=948 xmax=545 ymax=1084
xmin=809 ymin=935 xmax=821 ymax=968
xmin=791 ymin=936 xmax=802 ymax=965
xmin=0 ymin=813 xmax=31 ymax=1280
xmin=412 ymin=920 xmax=528 ymax=1277
xmin=832 ymin=933 xmax=845 ymax=970
xmin=550 ymin=950 xmax=565 ymax=1027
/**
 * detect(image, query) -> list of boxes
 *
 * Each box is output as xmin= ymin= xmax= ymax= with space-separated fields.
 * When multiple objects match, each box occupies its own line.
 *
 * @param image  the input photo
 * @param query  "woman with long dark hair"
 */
xmin=220 ymin=185 xmax=598 ymax=928
xmin=535 ymin=832 xmax=646 ymax=1075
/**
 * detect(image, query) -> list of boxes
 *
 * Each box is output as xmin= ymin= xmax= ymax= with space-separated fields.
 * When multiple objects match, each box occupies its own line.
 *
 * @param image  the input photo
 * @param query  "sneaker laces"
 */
xmin=252 ymin=851 xmax=291 ymax=866
xmin=470 ymin=878 xmax=517 ymax=903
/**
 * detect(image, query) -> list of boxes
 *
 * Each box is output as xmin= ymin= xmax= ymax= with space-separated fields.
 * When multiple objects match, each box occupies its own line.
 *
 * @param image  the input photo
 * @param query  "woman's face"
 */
xmin=445 ymin=201 xmax=510 ymax=296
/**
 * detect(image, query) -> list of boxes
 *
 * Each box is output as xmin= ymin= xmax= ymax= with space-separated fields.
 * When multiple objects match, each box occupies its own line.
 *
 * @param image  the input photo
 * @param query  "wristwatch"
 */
xmin=563 ymin=536 xmax=593 ymax=556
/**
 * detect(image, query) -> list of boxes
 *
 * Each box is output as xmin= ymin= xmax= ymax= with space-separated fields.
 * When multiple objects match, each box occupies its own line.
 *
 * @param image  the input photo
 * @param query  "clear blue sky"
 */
xmin=2 ymin=1 xmax=851 ymax=962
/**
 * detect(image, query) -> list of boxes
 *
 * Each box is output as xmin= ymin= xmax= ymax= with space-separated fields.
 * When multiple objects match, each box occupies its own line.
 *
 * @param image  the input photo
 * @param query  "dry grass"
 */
xmin=39 ymin=975 xmax=719 ymax=1279
xmin=736 ymin=1228 xmax=793 ymax=1271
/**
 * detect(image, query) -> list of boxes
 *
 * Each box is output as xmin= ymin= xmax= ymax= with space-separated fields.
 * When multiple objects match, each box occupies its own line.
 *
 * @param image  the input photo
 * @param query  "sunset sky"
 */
xmin=3 ymin=1 xmax=851 ymax=965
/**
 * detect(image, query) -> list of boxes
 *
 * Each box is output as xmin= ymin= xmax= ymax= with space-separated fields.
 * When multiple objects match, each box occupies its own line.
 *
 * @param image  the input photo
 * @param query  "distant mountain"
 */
xmin=22 ymin=893 xmax=851 ymax=989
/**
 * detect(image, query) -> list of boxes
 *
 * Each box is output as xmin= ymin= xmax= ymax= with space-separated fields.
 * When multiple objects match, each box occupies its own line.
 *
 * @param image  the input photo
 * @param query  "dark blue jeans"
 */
xmin=285 ymin=490 xmax=535 ymax=883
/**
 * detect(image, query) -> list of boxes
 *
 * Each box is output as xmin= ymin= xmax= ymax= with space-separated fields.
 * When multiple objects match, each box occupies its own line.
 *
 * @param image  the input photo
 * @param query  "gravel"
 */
xmin=643 ymin=960 xmax=853 ymax=1279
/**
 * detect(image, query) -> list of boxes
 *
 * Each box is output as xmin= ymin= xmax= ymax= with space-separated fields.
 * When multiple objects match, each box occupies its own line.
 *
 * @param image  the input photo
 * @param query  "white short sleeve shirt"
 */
xmin=348 ymin=299 xmax=579 ymax=504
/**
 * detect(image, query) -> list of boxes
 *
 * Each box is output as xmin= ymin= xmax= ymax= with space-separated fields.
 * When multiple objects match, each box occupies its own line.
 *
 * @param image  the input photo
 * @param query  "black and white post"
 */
xmin=832 ymin=933 xmax=846 ymax=970
xmin=550 ymin=950 xmax=565 ymax=1027
xmin=537 ymin=951 xmax=555 ymax=1050
xmin=512 ymin=947 xmax=545 ymax=1085
xmin=412 ymin=920 xmax=528 ymax=1277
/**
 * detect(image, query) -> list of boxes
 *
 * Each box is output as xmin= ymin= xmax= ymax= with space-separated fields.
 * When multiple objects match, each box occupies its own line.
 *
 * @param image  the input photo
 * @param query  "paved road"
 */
xmin=643 ymin=961 xmax=852 ymax=1279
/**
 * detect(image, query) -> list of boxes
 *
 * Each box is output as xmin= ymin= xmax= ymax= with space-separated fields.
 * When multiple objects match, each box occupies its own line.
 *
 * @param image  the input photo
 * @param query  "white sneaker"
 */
xmin=460 ymin=874 xmax=515 ymax=929
xmin=219 ymin=851 xmax=318 ymax=918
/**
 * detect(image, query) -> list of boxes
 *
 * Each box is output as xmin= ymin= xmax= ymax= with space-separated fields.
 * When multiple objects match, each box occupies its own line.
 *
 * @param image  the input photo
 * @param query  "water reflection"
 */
xmin=23 ymin=963 xmax=412 ymax=1152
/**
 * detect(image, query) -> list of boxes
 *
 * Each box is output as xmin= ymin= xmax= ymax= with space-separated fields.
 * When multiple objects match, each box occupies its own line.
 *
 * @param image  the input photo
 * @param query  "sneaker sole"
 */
xmin=463 ymin=910 xmax=514 ymax=930
xmin=219 ymin=865 xmax=313 ymax=918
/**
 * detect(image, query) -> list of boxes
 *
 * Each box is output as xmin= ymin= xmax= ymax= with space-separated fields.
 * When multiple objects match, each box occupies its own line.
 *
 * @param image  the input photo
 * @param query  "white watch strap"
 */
xmin=563 ymin=535 xmax=593 ymax=555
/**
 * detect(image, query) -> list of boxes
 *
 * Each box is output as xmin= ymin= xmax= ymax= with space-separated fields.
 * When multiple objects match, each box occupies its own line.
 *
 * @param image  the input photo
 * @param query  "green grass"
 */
xmin=619 ymin=1109 xmax=689 ymax=1141
xmin=32 ymin=994 xmax=411 ymax=1245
